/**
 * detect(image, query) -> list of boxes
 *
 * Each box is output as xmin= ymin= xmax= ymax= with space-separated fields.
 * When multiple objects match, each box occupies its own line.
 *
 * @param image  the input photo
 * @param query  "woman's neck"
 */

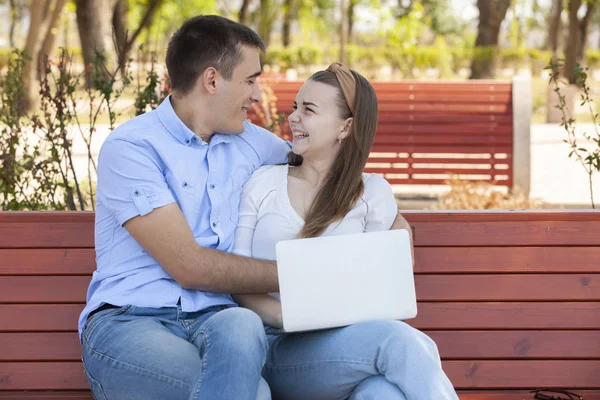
xmin=291 ymin=158 xmax=333 ymax=187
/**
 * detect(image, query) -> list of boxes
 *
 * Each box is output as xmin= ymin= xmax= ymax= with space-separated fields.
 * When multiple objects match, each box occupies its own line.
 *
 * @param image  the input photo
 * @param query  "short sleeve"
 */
xmin=362 ymin=174 xmax=398 ymax=232
xmin=96 ymin=139 xmax=175 ymax=226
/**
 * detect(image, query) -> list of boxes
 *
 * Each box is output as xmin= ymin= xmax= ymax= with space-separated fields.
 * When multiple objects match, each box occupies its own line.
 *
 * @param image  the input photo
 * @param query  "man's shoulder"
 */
xmin=104 ymin=110 xmax=163 ymax=146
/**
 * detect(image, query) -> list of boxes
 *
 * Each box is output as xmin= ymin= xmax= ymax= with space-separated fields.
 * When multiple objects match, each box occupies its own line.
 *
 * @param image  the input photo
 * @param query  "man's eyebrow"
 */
xmin=302 ymin=101 xmax=319 ymax=107
xmin=246 ymin=71 xmax=262 ymax=79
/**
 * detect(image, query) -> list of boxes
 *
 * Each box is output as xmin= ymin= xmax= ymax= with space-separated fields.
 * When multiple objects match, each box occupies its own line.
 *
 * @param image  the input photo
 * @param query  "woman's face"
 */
xmin=287 ymin=80 xmax=351 ymax=159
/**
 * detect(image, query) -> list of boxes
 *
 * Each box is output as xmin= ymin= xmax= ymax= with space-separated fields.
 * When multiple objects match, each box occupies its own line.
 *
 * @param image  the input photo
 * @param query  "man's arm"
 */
xmin=390 ymin=211 xmax=415 ymax=266
xmin=124 ymin=203 xmax=279 ymax=293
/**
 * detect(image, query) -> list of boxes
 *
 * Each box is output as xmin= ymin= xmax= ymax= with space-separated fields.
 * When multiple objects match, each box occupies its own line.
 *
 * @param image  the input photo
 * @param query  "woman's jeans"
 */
xmin=82 ymin=304 xmax=457 ymax=400
xmin=81 ymin=304 xmax=270 ymax=400
xmin=264 ymin=320 xmax=459 ymax=400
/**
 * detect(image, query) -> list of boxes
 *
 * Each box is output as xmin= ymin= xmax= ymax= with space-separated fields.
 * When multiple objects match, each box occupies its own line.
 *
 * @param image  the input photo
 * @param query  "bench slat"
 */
xmin=2 ymin=361 xmax=599 ymax=390
xmin=410 ymin=303 xmax=600 ymax=329
xmin=3 ymin=331 xmax=599 ymax=361
xmin=0 ymin=223 xmax=94 ymax=249
xmin=0 ymin=276 xmax=90 ymax=303
xmin=3 ymin=303 xmax=599 ymax=331
xmin=2 ymin=275 xmax=599 ymax=303
xmin=0 ymin=249 xmax=95 ymax=275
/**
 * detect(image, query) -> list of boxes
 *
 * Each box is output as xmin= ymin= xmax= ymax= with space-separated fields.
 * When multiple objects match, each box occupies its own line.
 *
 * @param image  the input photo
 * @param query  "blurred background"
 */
xmin=1 ymin=0 xmax=599 ymax=211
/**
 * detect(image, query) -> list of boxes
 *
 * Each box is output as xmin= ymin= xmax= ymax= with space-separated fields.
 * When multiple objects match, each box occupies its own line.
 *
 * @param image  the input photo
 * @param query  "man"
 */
xmin=79 ymin=15 xmax=415 ymax=400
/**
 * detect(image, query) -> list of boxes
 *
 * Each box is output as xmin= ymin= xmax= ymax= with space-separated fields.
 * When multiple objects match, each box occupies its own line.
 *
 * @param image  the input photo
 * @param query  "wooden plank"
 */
xmin=409 ymin=303 xmax=600 ymax=330
xmin=0 ymin=333 xmax=81 ymax=361
xmin=402 ymin=210 xmax=600 ymax=222
xmin=0 ymin=249 xmax=95 ymax=275
xmin=3 ymin=302 xmax=599 ymax=332
xmin=0 ymin=393 xmax=93 ymax=399
xmin=381 ymin=177 xmax=513 ymax=186
xmin=0 ymin=304 xmax=84 ymax=332
xmin=375 ymin=125 xmax=513 ymax=135
xmin=409 ymin=221 xmax=600 ymax=246
xmin=368 ymin=157 xmax=511 ymax=165
xmin=374 ymin=135 xmax=513 ymax=145
xmin=371 ymin=144 xmax=513 ymax=153
xmin=369 ymin=167 xmax=505 ymax=176
xmin=0 ymin=391 xmax=598 ymax=400
xmin=0 ymin=362 xmax=88 ymax=390
xmin=414 ymin=247 xmax=600 ymax=273
xmin=0 ymin=223 xmax=94 ymax=249
xmin=415 ymin=274 xmax=600 ymax=301
xmin=445 ymin=360 xmax=600 ymax=389
xmin=378 ymin=114 xmax=513 ymax=124
xmin=427 ymin=330 xmax=600 ymax=359
xmin=0 ymin=276 xmax=90 ymax=303
xmin=2 ymin=360 xmax=598 ymax=391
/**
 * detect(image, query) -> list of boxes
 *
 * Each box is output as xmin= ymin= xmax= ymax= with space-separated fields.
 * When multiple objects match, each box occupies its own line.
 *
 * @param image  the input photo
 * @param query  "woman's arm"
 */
xmin=232 ymin=294 xmax=283 ymax=328
xmin=232 ymin=167 xmax=283 ymax=327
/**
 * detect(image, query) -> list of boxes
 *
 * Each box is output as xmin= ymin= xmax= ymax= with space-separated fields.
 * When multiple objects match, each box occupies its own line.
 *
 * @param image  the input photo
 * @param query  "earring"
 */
xmin=338 ymin=137 xmax=343 ymax=144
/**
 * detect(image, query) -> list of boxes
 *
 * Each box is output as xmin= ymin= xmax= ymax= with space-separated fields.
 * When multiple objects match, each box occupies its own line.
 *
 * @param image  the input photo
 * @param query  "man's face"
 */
xmin=213 ymin=45 xmax=262 ymax=134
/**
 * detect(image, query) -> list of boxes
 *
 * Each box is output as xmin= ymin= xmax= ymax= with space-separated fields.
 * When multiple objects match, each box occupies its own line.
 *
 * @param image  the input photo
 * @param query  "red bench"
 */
xmin=1 ymin=210 xmax=599 ymax=399
xmin=249 ymin=78 xmax=531 ymax=195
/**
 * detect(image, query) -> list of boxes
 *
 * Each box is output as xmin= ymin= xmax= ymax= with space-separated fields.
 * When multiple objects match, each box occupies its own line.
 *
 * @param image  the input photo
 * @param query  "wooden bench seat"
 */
xmin=1 ymin=211 xmax=599 ymax=399
xmin=248 ymin=78 xmax=531 ymax=193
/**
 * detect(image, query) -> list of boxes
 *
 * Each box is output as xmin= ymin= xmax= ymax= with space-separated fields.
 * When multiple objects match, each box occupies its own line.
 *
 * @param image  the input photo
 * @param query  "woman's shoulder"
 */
xmin=361 ymin=173 xmax=393 ymax=193
xmin=244 ymin=164 xmax=287 ymax=192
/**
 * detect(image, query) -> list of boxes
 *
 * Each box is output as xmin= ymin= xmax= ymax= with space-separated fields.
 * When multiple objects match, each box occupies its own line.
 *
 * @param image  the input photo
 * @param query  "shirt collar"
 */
xmin=156 ymin=95 xmax=233 ymax=146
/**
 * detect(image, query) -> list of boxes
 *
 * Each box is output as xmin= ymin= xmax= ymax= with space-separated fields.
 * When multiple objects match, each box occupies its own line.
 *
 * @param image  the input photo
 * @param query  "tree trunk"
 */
xmin=340 ymin=0 xmax=347 ymax=65
xmin=547 ymin=0 xmax=562 ymax=53
xmin=470 ymin=0 xmax=511 ymax=79
xmin=37 ymin=0 xmax=68 ymax=80
xmin=8 ymin=0 xmax=18 ymax=47
xmin=239 ymin=0 xmax=252 ymax=25
xmin=20 ymin=0 xmax=66 ymax=113
xmin=258 ymin=0 xmax=277 ymax=49
xmin=113 ymin=0 xmax=127 ymax=61
xmin=576 ymin=3 xmax=595 ymax=61
xmin=564 ymin=0 xmax=582 ymax=84
xmin=282 ymin=0 xmax=293 ymax=47
xmin=75 ymin=0 xmax=117 ymax=87
xmin=348 ymin=0 xmax=356 ymax=42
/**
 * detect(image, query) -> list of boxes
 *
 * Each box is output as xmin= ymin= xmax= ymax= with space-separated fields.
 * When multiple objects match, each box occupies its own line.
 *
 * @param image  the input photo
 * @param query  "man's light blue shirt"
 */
xmin=78 ymin=96 xmax=290 ymax=338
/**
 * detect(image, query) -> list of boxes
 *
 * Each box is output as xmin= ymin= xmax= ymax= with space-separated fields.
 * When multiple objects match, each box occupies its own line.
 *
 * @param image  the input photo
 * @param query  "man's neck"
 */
xmin=170 ymin=93 xmax=214 ymax=142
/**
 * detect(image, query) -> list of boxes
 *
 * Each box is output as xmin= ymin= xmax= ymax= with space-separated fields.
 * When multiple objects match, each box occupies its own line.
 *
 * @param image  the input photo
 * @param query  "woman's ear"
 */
xmin=339 ymin=117 xmax=353 ymax=141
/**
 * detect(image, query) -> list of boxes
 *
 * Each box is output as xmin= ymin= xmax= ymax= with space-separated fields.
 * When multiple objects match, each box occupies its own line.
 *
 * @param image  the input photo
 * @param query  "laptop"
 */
xmin=275 ymin=229 xmax=417 ymax=333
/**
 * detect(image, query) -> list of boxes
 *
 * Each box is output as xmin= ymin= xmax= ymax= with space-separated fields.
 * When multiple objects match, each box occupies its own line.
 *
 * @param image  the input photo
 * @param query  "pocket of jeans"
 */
xmin=84 ymin=369 xmax=108 ymax=400
xmin=83 ymin=305 xmax=133 ymax=342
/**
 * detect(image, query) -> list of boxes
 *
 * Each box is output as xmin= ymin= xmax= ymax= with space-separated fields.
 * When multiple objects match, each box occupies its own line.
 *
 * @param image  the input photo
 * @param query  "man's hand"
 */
xmin=390 ymin=210 xmax=415 ymax=267
xmin=124 ymin=203 xmax=279 ymax=293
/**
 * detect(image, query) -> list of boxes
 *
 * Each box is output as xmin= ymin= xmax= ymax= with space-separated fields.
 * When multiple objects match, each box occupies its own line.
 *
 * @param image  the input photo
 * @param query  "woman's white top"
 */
xmin=232 ymin=164 xmax=398 ymax=263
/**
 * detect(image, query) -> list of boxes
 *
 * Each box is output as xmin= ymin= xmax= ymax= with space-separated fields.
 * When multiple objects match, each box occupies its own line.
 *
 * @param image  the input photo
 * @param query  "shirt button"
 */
xmin=185 ymin=139 xmax=190 ymax=144
xmin=182 ymin=182 xmax=188 ymax=188
xmin=192 ymin=137 xmax=198 ymax=142
xmin=209 ymin=184 xmax=215 ymax=189
xmin=212 ymin=222 xmax=217 ymax=228
xmin=134 ymin=190 xmax=140 ymax=196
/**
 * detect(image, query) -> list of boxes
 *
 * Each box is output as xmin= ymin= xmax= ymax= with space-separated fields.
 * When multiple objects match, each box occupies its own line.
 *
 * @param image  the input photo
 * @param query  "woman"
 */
xmin=233 ymin=63 xmax=457 ymax=400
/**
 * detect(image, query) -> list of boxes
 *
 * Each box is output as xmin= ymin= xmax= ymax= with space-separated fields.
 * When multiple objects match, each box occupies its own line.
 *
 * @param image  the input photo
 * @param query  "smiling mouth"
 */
xmin=293 ymin=131 xmax=309 ymax=139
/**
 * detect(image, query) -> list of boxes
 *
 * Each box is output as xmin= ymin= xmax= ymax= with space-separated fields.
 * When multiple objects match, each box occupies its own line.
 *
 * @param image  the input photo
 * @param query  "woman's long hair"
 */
xmin=295 ymin=69 xmax=378 ymax=238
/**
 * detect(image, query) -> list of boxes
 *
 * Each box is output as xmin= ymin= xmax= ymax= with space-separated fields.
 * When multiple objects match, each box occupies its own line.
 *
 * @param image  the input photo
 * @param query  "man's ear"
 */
xmin=339 ymin=117 xmax=353 ymax=141
xmin=200 ymin=67 xmax=218 ymax=94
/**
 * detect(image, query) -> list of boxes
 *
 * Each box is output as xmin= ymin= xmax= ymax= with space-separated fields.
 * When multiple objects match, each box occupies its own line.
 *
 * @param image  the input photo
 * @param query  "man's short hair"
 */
xmin=166 ymin=15 xmax=265 ymax=94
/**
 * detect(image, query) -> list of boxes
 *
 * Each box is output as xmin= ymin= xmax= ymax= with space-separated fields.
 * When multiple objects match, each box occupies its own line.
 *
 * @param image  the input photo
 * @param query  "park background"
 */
xmin=1 ymin=0 xmax=600 ymax=211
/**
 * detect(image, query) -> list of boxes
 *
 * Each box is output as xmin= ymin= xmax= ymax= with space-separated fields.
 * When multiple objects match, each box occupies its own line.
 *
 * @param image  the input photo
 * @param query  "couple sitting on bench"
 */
xmin=78 ymin=15 xmax=458 ymax=400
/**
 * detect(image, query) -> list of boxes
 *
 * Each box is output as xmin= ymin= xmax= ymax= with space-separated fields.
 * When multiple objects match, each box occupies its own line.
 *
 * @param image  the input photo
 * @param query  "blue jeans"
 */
xmin=263 ymin=320 xmax=458 ymax=400
xmin=81 ymin=304 xmax=270 ymax=400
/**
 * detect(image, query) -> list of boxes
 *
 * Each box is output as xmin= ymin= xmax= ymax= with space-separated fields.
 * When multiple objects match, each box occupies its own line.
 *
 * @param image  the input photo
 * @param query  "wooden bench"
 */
xmin=1 ymin=210 xmax=599 ymax=399
xmin=249 ymin=78 xmax=531 ymax=195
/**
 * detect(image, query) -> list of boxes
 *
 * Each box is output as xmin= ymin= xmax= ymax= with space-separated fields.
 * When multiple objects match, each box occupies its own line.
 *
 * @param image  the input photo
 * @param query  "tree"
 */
xmin=257 ymin=0 xmax=280 ymax=49
xmin=547 ymin=0 xmax=563 ymax=53
xmin=282 ymin=0 xmax=301 ymax=47
xmin=75 ymin=0 xmax=117 ymax=87
xmin=20 ymin=0 xmax=68 ymax=112
xmin=239 ymin=0 xmax=252 ymax=25
xmin=112 ymin=0 xmax=163 ymax=75
xmin=470 ymin=0 xmax=511 ymax=79
xmin=340 ymin=0 xmax=347 ymax=65
xmin=8 ymin=0 xmax=27 ymax=47
xmin=564 ymin=0 xmax=595 ymax=84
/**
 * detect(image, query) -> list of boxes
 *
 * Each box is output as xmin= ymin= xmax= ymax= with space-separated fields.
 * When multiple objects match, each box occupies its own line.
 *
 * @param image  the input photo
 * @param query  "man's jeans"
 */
xmin=263 ymin=320 xmax=459 ymax=400
xmin=81 ymin=304 xmax=270 ymax=400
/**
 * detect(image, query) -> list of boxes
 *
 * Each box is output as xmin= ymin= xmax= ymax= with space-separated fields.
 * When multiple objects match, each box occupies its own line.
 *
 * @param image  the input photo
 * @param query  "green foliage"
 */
xmin=546 ymin=58 xmax=600 ymax=209
xmin=0 ymin=49 xmax=166 ymax=211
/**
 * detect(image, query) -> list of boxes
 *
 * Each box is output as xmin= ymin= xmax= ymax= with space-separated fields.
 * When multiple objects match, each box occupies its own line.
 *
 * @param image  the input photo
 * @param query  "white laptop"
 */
xmin=275 ymin=229 xmax=417 ymax=333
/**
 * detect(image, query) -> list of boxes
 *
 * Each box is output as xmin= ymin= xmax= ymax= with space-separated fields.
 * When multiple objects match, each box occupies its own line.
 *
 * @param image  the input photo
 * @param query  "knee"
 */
xmin=206 ymin=307 xmax=267 ymax=357
xmin=364 ymin=320 xmax=440 ymax=356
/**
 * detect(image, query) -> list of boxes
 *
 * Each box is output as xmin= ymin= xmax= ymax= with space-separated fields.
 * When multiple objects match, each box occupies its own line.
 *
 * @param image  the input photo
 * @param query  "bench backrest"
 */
xmin=1 ymin=211 xmax=598 ymax=398
xmin=248 ymin=79 xmax=531 ymax=192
